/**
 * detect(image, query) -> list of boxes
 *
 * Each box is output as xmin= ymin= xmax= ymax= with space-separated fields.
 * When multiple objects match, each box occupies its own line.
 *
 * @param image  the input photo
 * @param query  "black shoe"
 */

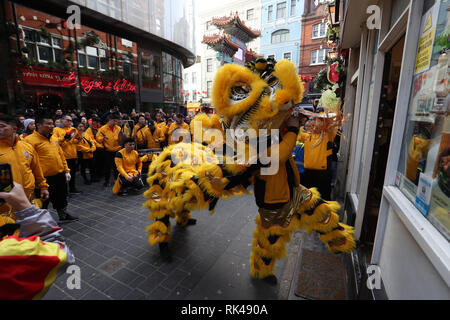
xmin=70 ymin=189 xmax=82 ymax=194
xmin=57 ymin=210 xmax=79 ymax=224
xmin=262 ymin=275 xmax=278 ymax=286
xmin=118 ymin=190 xmax=128 ymax=196
xmin=159 ymin=242 xmax=172 ymax=262
xmin=177 ymin=218 xmax=197 ymax=226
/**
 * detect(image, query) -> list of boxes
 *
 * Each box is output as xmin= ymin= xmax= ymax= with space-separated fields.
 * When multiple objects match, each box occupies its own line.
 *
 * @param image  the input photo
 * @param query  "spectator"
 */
xmin=24 ymin=115 xmax=78 ymax=223
xmin=0 ymin=182 xmax=74 ymax=300
xmin=20 ymin=118 xmax=35 ymax=139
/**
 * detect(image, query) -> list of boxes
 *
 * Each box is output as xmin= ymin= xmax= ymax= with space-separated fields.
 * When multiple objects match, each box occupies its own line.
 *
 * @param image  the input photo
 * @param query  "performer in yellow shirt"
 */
xmin=25 ymin=115 xmax=78 ymax=223
xmin=132 ymin=115 xmax=148 ymax=150
xmin=96 ymin=114 xmax=122 ymax=187
xmin=0 ymin=115 xmax=49 ymax=214
xmin=112 ymin=138 xmax=144 ymax=196
xmin=85 ymin=116 xmax=103 ymax=182
xmin=167 ymin=114 xmax=190 ymax=145
xmin=143 ymin=120 xmax=165 ymax=149
xmin=76 ymin=122 xmax=96 ymax=185
xmin=297 ymin=118 xmax=337 ymax=200
xmin=52 ymin=115 xmax=81 ymax=194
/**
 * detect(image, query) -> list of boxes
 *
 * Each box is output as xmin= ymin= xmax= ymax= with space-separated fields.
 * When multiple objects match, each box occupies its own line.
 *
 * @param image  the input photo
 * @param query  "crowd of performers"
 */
xmin=0 ymin=57 xmax=354 ymax=299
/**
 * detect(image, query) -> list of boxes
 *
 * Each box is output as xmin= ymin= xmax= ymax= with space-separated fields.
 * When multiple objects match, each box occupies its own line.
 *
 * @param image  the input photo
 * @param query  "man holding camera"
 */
xmin=0 ymin=114 xmax=49 ymax=213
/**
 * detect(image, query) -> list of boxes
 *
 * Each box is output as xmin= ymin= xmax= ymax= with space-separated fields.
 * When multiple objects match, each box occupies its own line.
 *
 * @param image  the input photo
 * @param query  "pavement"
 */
xmin=42 ymin=177 xmax=307 ymax=300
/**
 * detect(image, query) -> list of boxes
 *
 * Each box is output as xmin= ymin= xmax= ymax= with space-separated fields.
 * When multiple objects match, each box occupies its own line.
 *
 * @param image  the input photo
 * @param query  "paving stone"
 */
xmin=160 ymin=269 xmax=189 ymax=290
xmin=123 ymin=289 xmax=147 ymax=300
xmin=138 ymin=271 xmax=167 ymax=294
xmin=146 ymin=286 xmax=171 ymax=300
xmin=104 ymin=282 xmax=133 ymax=300
xmin=167 ymin=286 xmax=191 ymax=300
xmin=82 ymin=289 xmax=112 ymax=300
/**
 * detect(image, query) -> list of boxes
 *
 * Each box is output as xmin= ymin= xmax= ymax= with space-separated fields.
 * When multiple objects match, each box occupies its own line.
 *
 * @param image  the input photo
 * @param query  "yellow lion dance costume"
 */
xmin=144 ymin=58 xmax=355 ymax=281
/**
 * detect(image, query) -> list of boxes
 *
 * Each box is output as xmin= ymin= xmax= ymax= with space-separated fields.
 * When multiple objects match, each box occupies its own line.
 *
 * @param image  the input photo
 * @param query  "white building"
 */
xmin=183 ymin=0 xmax=262 ymax=107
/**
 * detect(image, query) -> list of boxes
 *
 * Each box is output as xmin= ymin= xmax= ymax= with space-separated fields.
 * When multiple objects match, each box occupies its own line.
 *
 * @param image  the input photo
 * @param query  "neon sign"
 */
xmin=66 ymin=72 xmax=137 ymax=94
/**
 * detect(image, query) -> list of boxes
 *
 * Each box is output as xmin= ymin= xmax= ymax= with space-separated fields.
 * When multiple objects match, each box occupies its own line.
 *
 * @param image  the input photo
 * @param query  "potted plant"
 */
xmin=39 ymin=27 xmax=51 ymax=38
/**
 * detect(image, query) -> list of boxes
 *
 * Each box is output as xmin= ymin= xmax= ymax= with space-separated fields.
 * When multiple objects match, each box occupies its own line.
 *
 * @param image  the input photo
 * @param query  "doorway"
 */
xmin=359 ymin=35 xmax=406 ymax=253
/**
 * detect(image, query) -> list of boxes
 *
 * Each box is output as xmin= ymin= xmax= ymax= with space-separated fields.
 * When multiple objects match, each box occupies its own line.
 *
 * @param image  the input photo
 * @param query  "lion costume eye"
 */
xmin=230 ymin=86 xmax=250 ymax=101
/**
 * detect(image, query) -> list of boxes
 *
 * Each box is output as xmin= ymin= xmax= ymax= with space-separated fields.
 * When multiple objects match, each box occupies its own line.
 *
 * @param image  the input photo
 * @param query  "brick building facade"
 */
xmin=0 ymin=0 xmax=195 ymax=115
xmin=299 ymin=0 xmax=331 ymax=94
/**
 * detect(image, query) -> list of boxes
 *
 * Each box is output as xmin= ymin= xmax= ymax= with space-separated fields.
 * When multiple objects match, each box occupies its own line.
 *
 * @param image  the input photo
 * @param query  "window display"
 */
xmin=397 ymin=0 xmax=449 ymax=241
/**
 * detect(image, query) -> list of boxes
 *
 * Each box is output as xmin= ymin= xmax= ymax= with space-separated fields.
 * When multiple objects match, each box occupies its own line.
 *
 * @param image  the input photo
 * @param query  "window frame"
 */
xmin=206 ymin=58 xmax=213 ymax=73
xmin=283 ymin=52 xmax=292 ymax=61
xmin=207 ymin=81 xmax=212 ymax=98
xmin=312 ymin=22 xmax=327 ymax=39
xmin=23 ymin=27 xmax=64 ymax=64
xmin=271 ymin=29 xmax=290 ymax=44
xmin=310 ymin=49 xmax=328 ymax=65
xmin=247 ymin=8 xmax=254 ymax=20
xmin=268 ymin=5 xmax=273 ymax=22
xmin=291 ymin=0 xmax=296 ymax=17
xmin=276 ymin=2 xmax=287 ymax=20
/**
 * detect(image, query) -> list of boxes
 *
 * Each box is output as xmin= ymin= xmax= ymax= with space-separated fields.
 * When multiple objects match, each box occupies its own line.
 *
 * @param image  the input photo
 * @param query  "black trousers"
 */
xmin=43 ymin=172 xmax=68 ymax=211
xmin=93 ymin=150 xmax=104 ymax=179
xmin=300 ymin=169 xmax=332 ymax=200
xmin=119 ymin=174 xmax=144 ymax=190
xmin=104 ymin=151 xmax=118 ymax=184
xmin=66 ymin=158 xmax=78 ymax=192
xmin=80 ymin=158 xmax=94 ymax=182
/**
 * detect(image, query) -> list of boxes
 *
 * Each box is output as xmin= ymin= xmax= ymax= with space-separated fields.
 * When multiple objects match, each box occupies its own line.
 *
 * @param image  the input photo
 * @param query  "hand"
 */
xmin=40 ymin=189 xmax=49 ymax=200
xmin=126 ymin=176 xmax=134 ymax=182
xmin=286 ymin=115 xmax=300 ymax=129
xmin=65 ymin=173 xmax=71 ymax=182
xmin=0 ymin=183 xmax=32 ymax=212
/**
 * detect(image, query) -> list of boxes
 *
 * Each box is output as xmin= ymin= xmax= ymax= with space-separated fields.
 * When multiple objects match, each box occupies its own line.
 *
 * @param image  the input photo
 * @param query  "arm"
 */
xmin=29 ymin=147 xmax=49 ymax=191
xmin=58 ymin=145 xmax=70 ymax=173
xmin=137 ymin=152 xmax=143 ymax=173
xmin=114 ymin=153 xmax=129 ymax=178
xmin=0 ymin=183 xmax=74 ymax=263
xmin=96 ymin=127 xmax=105 ymax=145
xmin=156 ymin=127 xmax=165 ymax=143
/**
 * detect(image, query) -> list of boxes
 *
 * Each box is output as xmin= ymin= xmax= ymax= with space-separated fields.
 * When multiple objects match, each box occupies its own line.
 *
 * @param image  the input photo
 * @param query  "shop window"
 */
xmin=284 ymin=52 xmax=291 ymax=61
xmin=123 ymin=62 xmax=132 ymax=78
xmin=312 ymin=23 xmax=327 ymax=39
xmin=396 ymin=0 xmax=450 ymax=241
xmin=277 ymin=2 xmax=286 ymax=20
xmin=268 ymin=54 xmax=275 ymax=60
xmin=272 ymin=29 xmax=289 ymax=44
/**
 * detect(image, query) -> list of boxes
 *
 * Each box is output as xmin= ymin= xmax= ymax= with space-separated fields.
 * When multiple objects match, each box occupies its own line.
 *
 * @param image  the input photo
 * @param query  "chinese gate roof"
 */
xmin=211 ymin=12 xmax=261 ymax=43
